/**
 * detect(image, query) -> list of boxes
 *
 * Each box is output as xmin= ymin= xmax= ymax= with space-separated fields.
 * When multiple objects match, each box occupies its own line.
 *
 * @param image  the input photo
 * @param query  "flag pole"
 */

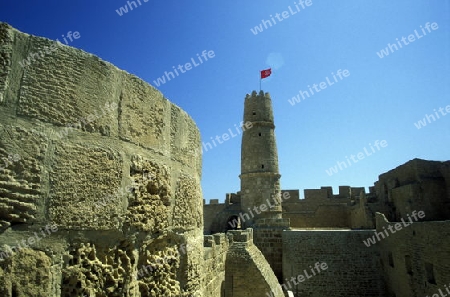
xmin=259 ymin=73 xmax=261 ymax=92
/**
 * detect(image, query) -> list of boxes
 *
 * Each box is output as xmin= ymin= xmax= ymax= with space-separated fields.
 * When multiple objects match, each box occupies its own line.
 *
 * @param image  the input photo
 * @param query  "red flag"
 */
xmin=260 ymin=68 xmax=272 ymax=79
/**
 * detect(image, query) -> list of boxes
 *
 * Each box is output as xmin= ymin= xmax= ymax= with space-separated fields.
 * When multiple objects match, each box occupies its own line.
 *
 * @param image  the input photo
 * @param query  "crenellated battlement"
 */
xmin=204 ymin=186 xmax=376 ymax=206
xmin=245 ymin=90 xmax=271 ymax=100
xmin=203 ymin=233 xmax=230 ymax=248
xmin=203 ymin=192 xmax=241 ymax=206
xmin=301 ymin=186 xmax=369 ymax=201
xmin=203 ymin=199 xmax=225 ymax=206
xmin=228 ymin=228 xmax=253 ymax=243
xmin=280 ymin=186 xmax=377 ymax=229
xmin=278 ymin=186 xmax=375 ymax=202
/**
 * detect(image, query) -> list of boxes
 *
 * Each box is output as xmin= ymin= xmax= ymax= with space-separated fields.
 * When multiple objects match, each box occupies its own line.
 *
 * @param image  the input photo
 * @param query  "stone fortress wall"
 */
xmin=2 ymin=23 xmax=450 ymax=297
xmin=282 ymin=229 xmax=386 ymax=297
xmin=371 ymin=159 xmax=450 ymax=297
xmin=281 ymin=186 xmax=374 ymax=229
xmin=205 ymin=157 xmax=450 ymax=297
xmin=0 ymin=22 xmax=206 ymax=297
xmin=201 ymin=229 xmax=283 ymax=297
xmin=287 ymin=159 xmax=450 ymax=297
xmin=204 ymin=186 xmax=372 ymax=234
xmin=376 ymin=213 xmax=450 ymax=297
xmin=206 ymin=158 xmax=450 ymax=232
xmin=0 ymin=23 xmax=284 ymax=297
xmin=202 ymin=233 xmax=230 ymax=297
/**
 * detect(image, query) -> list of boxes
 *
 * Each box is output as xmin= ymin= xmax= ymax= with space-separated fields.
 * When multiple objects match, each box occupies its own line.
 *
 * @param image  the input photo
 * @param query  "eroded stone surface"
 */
xmin=137 ymin=238 xmax=181 ymax=297
xmin=0 ymin=23 xmax=204 ymax=297
xmin=0 ymin=249 xmax=53 ymax=297
xmin=126 ymin=155 xmax=171 ymax=233
xmin=0 ymin=124 xmax=46 ymax=231
xmin=62 ymin=242 xmax=137 ymax=297
xmin=173 ymin=174 xmax=203 ymax=231
xmin=49 ymin=143 xmax=124 ymax=230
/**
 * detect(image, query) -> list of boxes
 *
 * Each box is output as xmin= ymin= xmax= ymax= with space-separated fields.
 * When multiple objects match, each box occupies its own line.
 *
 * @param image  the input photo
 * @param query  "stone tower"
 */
xmin=239 ymin=90 xmax=282 ymax=227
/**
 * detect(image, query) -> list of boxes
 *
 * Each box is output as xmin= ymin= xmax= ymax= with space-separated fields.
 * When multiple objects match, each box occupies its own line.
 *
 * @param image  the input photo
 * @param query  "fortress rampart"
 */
xmin=2 ymin=23 xmax=450 ymax=297
xmin=0 ymin=22 xmax=203 ymax=297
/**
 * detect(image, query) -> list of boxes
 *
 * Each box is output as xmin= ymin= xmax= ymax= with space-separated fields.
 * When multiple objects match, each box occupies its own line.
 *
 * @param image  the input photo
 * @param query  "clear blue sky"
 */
xmin=1 ymin=1 xmax=449 ymax=202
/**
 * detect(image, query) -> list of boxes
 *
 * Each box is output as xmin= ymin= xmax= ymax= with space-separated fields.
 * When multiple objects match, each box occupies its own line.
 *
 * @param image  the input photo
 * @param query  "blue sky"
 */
xmin=1 ymin=1 xmax=449 ymax=202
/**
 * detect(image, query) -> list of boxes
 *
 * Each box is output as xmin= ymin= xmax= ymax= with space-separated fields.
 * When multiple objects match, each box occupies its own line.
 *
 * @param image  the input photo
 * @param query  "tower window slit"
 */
xmin=425 ymin=262 xmax=436 ymax=284
xmin=405 ymin=255 xmax=412 ymax=275
xmin=388 ymin=252 xmax=394 ymax=267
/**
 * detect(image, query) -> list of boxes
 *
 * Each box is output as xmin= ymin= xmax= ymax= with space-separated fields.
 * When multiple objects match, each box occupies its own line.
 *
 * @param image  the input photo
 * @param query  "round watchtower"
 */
xmin=239 ymin=90 xmax=282 ymax=227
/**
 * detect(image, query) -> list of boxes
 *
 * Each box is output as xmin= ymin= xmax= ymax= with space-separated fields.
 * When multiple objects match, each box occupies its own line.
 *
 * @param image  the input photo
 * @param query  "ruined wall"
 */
xmin=282 ymin=159 xmax=450 ymax=230
xmin=348 ymin=191 xmax=375 ymax=229
xmin=282 ymin=229 xmax=386 ymax=297
xmin=225 ymin=229 xmax=284 ymax=297
xmin=376 ymin=213 xmax=450 ymax=297
xmin=373 ymin=159 xmax=450 ymax=221
xmin=0 ymin=23 xmax=203 ymax=297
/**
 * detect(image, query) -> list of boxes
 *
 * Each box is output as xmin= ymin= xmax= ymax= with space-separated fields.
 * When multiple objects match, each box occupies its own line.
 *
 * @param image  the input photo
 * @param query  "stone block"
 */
xmin=49 ymin=142 xmax=123 ymax=230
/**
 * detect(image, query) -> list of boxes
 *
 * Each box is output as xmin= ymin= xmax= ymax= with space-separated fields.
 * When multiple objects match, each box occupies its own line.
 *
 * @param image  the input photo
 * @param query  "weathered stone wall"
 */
xmin=348 ymin=191 xmax=375 ymax=229
xmin=202 ymin=233 xmax=230 ymax=297
xmin=376 ymin=213 xmax=450 ymax=297
xmin=203 ymin=200 xmax=229 ymax=235
xmin=253 ymin=218 xmax=290 ymax=281
xmin=225 ymin=229 xmax=284 ymax=297
xmin=280 ymin=159 xmax=450 ymax=231
xmin=282 ymin=204 xmax=350 ymax=228
xmin=282 ymin=187 xmax=373 ymax=229
xmin=282 ymin=229 xmax=386 ymax=297
xmin=208 ymin=203 xmax=243 ymax=235
xmin=373 ymin=159 xmax=450 ymax=221
xmin=0 ymin=23 xmax=203 ymax=297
